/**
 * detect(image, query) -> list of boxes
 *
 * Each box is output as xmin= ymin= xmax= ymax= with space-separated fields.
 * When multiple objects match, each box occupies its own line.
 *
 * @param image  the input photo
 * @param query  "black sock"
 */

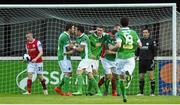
xmin=151 ymin=80 xmax=155 ymax=94
xmin=139 ymin=80 xmax=144 ymax=94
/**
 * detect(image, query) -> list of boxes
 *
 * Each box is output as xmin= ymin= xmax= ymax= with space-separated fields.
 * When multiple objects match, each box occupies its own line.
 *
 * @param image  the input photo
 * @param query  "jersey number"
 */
xmin=123 ymin=34 xmax=133 ymax=49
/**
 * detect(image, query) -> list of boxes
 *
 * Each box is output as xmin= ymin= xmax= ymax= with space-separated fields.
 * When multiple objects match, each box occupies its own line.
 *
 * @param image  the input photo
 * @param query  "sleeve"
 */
xmin=135 ymin=47 xmax=140 ymax=57
xmin=25 ymin=44 xmax=28 ymax=53
xmin=115 ymin=33 xmax=122 ymax=43
xmin=152 ymin=39 xmax=157 ymax=57
xmin=37 ymin=41 xmax=43 ymax=51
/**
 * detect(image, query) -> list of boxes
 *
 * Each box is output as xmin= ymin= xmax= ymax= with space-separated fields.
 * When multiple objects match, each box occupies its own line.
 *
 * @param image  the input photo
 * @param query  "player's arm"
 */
xmin=31 ymin=41 xmax=43 ymax=63
xmin=109 ymin=39 xmax=121 ymax=51
xmin=152 ymin=40 xmax=157 ymax=57
xmin=106 ymin=50 xmax=116 ymax=55
xmin=73 ymin=42 xmax=86 ymax=52
xmin=64 ymin=44 xmax=74 ymax=55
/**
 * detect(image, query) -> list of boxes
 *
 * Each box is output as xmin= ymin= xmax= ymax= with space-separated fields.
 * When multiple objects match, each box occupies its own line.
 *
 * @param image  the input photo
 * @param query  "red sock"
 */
xmin=27 ymin=79 xmax=32 ymax=93
xmin=98 ymin=76 xmax=105 ymax=87
xmin=40 ymin=79 xmax=47 ymax=90
xmin=111 ymin=77 xmax=116 ymax=93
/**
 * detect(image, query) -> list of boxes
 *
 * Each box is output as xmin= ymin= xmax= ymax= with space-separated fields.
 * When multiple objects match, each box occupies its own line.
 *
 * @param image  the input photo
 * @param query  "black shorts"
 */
xmin=139 ymin=59 xmax=154 ymax=73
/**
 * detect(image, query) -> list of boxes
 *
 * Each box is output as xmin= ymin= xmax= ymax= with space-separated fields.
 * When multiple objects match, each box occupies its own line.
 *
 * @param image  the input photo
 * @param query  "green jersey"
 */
xmin=116 ymin=27 xmax=140 ymax=59
xmin=89 ymin=32 xmax=108 ymax=59
xmin=76 ymin=33 xmax=92 ymax=59
xmin=57 ymin=31 xmax=71 ymax=60
xmin=104 ymin=36 xmax=116 ymax=61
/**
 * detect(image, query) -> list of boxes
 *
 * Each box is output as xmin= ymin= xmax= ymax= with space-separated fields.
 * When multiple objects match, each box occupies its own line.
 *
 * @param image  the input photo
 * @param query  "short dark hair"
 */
xmin=120 ymin=17 xmax=129 ymax=27
xmin=97 ymin=25 xmax=104 ymax=29
xmin=112 ymin=30 xmax=118 ymax=35
xmin=65 ymin=23 xmax=74 ymax=31
xmin=77 ymin=25 xmax=84 ymax=33
xmin=143 ymin=27 xmax=151 ymax=33
xmin=114 ymin=24 xmax=120 ymax=27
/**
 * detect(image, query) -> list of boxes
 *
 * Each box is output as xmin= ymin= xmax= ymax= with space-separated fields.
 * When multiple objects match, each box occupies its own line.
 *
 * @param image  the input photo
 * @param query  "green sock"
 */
xmin=64 ymin=76 xmax=70 ymax=93
xmin=120 ymin=80 xmax=126 ymax=98
xmin=94 ymin=75 xmax=99 ymax=82
xmin=77 ymin=75 xmax=83 ymax=93
xmin=58 ymin=76 xmax=64 ymax=88
xmin=116 ymin=79 xmax=121 ymax=95
xmin=104 ymin=79 xmax=110 ymax=93
xmin=91 ymin=78 xmax=101 ymax=94
xmin=88 ymin=78 xmax=93 ymax=93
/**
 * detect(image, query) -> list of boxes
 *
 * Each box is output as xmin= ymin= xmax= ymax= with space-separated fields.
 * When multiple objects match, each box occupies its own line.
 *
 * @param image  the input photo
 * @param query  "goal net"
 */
xmin=0 ymin=4 xmax=179 ymax=96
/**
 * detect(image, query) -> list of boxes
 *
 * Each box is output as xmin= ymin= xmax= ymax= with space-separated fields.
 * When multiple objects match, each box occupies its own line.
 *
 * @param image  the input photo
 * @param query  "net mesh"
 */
xmin=0 ymin=5 xmax=179 ymax=95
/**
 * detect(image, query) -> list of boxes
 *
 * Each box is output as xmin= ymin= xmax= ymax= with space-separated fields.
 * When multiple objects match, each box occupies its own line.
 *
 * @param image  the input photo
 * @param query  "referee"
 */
xmin=135 ymin=28 xmax=157 ymax=96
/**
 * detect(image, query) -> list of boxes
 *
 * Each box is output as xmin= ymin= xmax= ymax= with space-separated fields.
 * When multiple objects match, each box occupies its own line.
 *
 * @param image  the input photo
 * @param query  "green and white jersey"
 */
xmin=89 ymin=32 xmax=108 ymax=59
xmin=104 ymin=36 xmax=116 ymax=61
xmin=76 ymin=33 xmax=92 ymax=59
xmin=57 ymin=31 xmax=71 ymax=61
xmin=116 ymin=27 xmax=140 ymax=59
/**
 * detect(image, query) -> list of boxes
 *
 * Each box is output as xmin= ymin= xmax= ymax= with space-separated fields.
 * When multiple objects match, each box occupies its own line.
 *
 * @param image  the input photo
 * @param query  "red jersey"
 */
xmin=26 ymin=39 xmax=43 ymax=63
xmin=100 ymin=32 xmax=112 ymax=58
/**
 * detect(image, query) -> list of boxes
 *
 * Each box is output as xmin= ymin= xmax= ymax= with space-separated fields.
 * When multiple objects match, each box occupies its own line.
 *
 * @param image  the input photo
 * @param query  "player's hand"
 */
xmin=109 ymin=44 xmax=114 ymax=50
xmin=31 ymin=58 xmax=37 ymax=63
xmin=96 ymin=43 xmax=102 ymax=47
xmin=69 ymin=43 xmax=74 ymax=49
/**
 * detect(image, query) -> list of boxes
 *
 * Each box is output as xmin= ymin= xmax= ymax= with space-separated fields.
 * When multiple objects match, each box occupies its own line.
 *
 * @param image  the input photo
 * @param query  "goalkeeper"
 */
xmin=135 ymin=28 xmax=157 ymax=96
xmin=72 ymin=25 xmax=102 ymax=96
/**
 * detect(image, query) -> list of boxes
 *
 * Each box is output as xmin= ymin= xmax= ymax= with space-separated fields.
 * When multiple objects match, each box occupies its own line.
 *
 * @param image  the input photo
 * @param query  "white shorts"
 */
xmin=58 ymin=60 xmax=72 ymax=73
xmin=27 ymin=62 xmax=43 ymax=74
xmin=78 ymin=59 xmax=93 ymax=73
xmin=91 ymin=59 xmax=99 ymax=71
xmin=115 ymin=57 xmax=135 ymax=75
xmin=101 ymin=58 xmax=116 ymax=74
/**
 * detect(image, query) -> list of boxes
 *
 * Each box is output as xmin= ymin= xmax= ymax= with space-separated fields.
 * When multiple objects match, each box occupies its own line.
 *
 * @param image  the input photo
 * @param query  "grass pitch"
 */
xmin=0 ymin=94 xmax=179 ymax=104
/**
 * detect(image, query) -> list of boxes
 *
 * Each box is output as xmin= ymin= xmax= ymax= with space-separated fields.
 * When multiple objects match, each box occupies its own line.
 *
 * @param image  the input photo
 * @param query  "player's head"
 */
xmin=142 ymin=28 xmax=150 ymax=39
xmin=120 ymin=17 xmax=129 ymax=27
xmin=111 ymin=30 xmax=118 ymax=40
xmin=26 ymin=32 xmax=34 ymax=42
xmin=96 ymin=25 xmax=104 ymax=37
xmin=76 ymin=25 xmax=84 ymax=36
xmin=114 ymin=24 xmax=121 ymax=31
xmin=65 ymin=23 xmax=75 ymax=35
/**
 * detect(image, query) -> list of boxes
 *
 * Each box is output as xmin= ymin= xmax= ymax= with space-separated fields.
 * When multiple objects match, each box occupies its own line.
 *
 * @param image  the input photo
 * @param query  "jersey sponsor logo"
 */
xmin=141 ymin=46 xmax=149 ymax=49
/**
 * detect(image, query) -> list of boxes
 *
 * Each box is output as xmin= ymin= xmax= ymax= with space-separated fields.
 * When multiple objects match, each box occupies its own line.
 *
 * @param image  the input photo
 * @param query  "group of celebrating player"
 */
xmin=54 ymin=16 xmax=142 ymax=102
xmin=23 ymin=16 xmax=142 ymax=102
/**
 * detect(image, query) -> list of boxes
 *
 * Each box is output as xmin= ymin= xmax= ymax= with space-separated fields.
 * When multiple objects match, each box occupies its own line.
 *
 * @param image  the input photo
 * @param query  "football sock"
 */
xmin=116 ymin=80 xmax=121 ymax=95
xmin=91 ymin=77 xmax=101 ymax=94
xmin=94 ymin=75 xmax=99 ymax=82
xmin=64 ymin=76 xmax=70 ymax=93
xmin=111 ymin=77 xmax=116 ymax=93
xmin=139 ymin=80 xmax=144 ymax=94
xmin=27 ymin=79 xmax=32 ymax=93
xmin=150 ymin=80 xmax=155 ymax=94
xmin=40 ymin=79 xmax=47 ymax=90
xmin=98 ymin=76 xmax=105 ymax=87
xmin=104 ymin=79 xmax=110 ymax=93
xmin=58 ymin=76 xmax=64 ymax=88
xmin=77 ymin=75 xmax=83 ymax=93
xmin=120 ymin=80 xmax=126 ymax=98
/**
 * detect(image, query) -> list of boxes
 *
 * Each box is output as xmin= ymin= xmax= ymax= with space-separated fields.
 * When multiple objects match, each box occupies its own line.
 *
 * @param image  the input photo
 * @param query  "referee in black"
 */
xmin=135 ymin=28 xmax=157 ymax=96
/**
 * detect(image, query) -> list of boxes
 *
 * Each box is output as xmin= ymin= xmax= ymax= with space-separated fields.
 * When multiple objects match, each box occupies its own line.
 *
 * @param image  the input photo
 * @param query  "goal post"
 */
xmin=0 ymin=3 xmax=178 ymax=96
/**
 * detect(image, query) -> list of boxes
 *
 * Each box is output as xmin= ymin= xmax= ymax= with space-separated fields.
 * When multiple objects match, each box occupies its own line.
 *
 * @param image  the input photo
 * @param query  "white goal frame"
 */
xmin=0 ymin=3 xmax=177 ymax=95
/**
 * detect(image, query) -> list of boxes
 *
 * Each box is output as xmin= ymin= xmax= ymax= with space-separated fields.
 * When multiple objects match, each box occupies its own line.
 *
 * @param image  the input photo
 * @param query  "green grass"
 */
xmin=0 ymin=94 xmax=179 ymax=104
